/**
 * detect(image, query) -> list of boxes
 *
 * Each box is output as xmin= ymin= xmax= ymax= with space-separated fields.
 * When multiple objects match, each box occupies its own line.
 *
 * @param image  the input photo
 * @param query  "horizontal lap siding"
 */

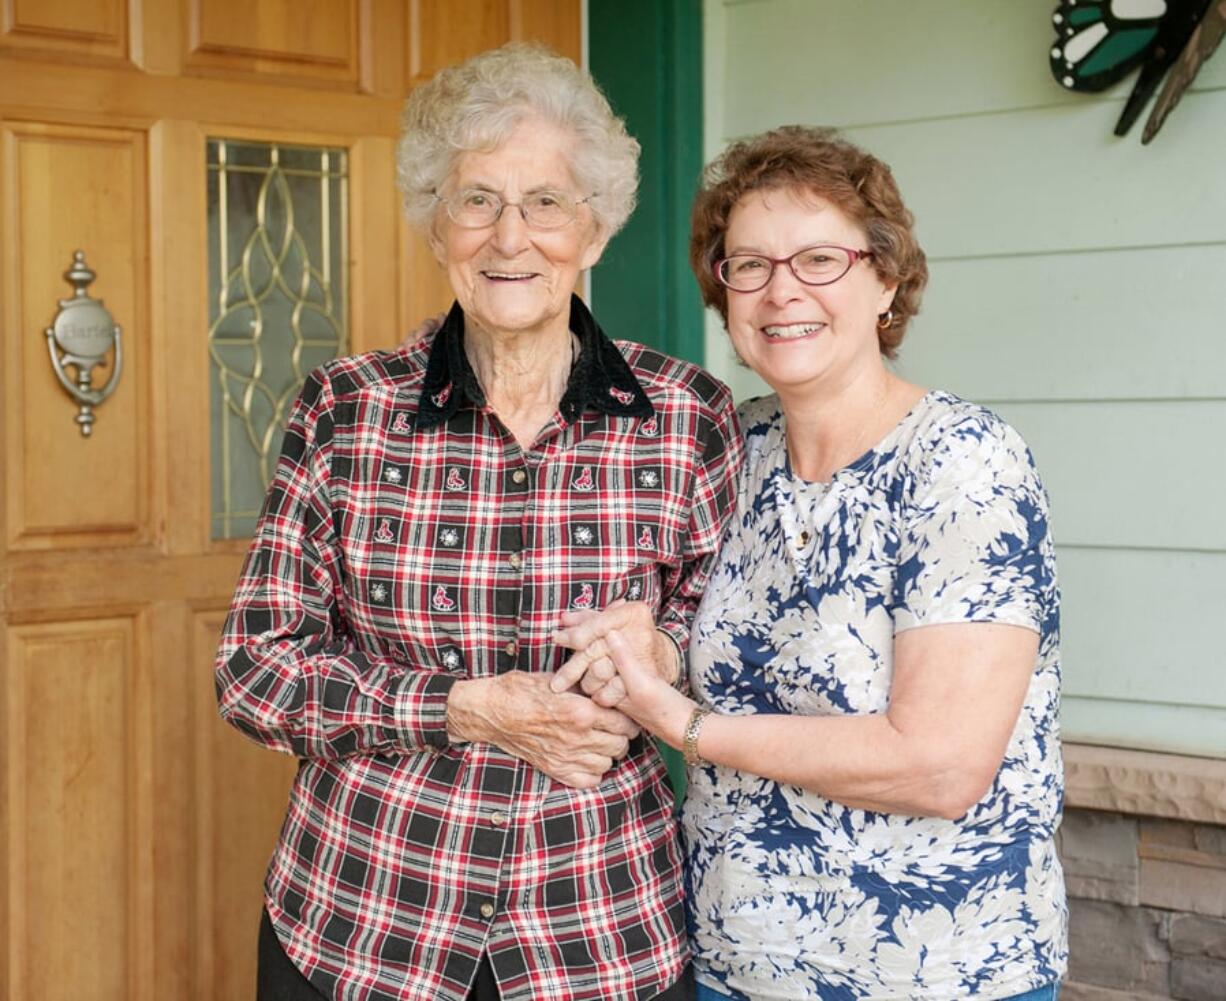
xmin=704 ymin=0 xmax=1226 ymax=755
xmin=719 ymin=0 xmax=1226 ymax=130
xmin=1059 ymin=547 xmax=1226 ymax=707
xmin=854 ymin=95 xmax=1226 ymax=258
xmin=913 ymin=248 xmax=1226 ymax=400
xmin=1061 ymin=697 xmax=1226 ymax=757
xmin=992 ymin=402 xmax=1226 ymax=551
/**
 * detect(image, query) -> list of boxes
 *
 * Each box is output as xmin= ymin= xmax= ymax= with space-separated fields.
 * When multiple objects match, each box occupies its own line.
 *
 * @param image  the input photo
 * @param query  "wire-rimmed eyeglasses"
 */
xmin=713 ymin=244 xmax=874 ymax=293
xmin=435 ymin=188 xmax=595 ymax=230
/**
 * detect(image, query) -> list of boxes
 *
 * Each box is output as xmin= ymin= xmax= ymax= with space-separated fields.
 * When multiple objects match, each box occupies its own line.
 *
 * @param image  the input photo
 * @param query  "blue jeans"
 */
xmin=1007 ymin=987 xmax=1059 ymax=1001
xmin=694 ymin=982 xmax=1059 ymax=1001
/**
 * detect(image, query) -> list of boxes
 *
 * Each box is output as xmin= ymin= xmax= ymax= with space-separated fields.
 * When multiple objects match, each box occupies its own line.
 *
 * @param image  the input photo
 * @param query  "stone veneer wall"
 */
xmin=1058 ymin=746 xmax=1226 ymax=1000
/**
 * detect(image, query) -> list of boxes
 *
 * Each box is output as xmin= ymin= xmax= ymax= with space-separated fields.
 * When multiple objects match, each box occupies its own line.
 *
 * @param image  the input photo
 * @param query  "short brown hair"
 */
xmin=690 ymin=126 xmax=928 ymax=358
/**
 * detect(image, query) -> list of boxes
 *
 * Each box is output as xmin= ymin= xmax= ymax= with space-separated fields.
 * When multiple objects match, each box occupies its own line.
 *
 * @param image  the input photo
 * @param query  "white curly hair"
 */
xmin=395 ymin=43 xmax=640 ymax=238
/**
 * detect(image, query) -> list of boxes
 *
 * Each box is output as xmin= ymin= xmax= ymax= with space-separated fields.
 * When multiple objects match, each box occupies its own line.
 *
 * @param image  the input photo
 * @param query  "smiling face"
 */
xmin=430 ymin=117 xmax=607 ymax=341
xmin=723 ymin=186 xmax=896 ymax=398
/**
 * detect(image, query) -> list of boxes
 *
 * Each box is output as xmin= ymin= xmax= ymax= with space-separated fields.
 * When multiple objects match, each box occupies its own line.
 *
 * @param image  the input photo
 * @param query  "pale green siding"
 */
xmin=703 ymin=0 xmax=1226 ymax=756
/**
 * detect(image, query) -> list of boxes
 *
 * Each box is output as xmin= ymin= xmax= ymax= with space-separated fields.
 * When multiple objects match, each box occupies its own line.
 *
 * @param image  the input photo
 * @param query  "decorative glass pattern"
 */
xmin=207 ymin=139 xmax=349 ymax=540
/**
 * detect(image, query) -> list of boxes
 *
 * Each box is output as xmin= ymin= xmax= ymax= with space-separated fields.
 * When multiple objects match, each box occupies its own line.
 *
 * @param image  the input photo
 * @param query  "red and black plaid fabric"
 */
xmin=215 ymin=296 xmax=743 ymax=1001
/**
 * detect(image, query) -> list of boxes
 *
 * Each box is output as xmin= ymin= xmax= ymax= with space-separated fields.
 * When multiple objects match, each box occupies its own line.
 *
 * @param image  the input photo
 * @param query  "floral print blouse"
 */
xmin=683 ymin=391 xmax=1067 ymax=1000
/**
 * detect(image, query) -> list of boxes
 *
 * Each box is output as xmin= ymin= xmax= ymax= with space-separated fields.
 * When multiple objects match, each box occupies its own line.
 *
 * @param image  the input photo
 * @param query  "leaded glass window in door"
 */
xmin=207 ymin=139 xmax=349 ymax=540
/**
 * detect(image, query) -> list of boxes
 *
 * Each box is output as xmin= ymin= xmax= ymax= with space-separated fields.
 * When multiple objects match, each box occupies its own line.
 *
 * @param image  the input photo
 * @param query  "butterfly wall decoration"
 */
xmin=1050 ymin=0 xmax=1226 ymax=142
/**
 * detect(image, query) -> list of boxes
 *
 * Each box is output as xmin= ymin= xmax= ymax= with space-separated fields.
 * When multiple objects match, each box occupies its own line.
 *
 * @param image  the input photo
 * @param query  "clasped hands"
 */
xmin=549 ymin=598 xmax=676 ymax=705
xmin=549 ymin=599 xmax=693 ymax=760
xmin=445 ymin=601 xmax=687 ymax=789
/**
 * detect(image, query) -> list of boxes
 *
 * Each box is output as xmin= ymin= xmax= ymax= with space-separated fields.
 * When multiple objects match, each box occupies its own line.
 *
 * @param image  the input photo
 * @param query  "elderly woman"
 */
xmin=557 ymin=126 xmax=1066 ymax=1000
xmin=215 ymin=44 xmax=741 ymax=1001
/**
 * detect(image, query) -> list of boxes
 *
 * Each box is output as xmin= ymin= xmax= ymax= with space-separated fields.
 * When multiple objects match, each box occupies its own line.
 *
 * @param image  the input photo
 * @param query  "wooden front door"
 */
xmin=0 ymin=4 xmax=579 ymax=999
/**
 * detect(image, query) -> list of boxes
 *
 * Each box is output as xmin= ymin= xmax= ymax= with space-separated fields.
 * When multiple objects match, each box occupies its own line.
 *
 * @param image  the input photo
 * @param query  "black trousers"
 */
xmin=258 ymin=909 xmax=694 ymax=1000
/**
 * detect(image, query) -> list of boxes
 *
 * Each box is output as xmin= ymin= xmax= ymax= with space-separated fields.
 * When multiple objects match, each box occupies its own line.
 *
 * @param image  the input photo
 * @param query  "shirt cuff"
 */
xmin=655 ymin=626 xmax=689 ymax=692
xmin=393 ymin=672 xmax=459 ymax=750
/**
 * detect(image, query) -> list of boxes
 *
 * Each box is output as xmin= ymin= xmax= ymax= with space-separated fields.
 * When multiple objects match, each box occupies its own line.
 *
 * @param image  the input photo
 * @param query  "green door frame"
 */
xmin=588 ymin=0 xmax=705 ymax=366
xmin=589 ymin=2 xmax=704 ymax=797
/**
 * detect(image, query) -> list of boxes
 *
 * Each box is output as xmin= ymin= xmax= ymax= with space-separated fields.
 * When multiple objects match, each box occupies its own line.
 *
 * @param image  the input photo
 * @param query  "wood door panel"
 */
xmin=3 ymin=123 xmax=150 ymax=551
xmin=0 ymin=59 xmax=402 ymax=135
xmin=510 ymin=0 xmax=581 ymax=61
xmin=3 ymin=615 xmax=151 ymax=1001
xmin=191 ymin=610 xmax=296 ymax=1000
xmin=0 ymin=552 xmax=245 ymax=615
xmin=409 ymin=0 xmax=510 ymax=86
xmin=187 ymin=0 xmax=360 ymax=85
xmin=1 ymin=0 xmax=128 ymax=61
xmin=398 ymin=219 xmax=454 ymax=340
xmin=348 ymin=135 xmax=407 ymax=353
xmin=0 ymin=5 xmax=583 ymax=1000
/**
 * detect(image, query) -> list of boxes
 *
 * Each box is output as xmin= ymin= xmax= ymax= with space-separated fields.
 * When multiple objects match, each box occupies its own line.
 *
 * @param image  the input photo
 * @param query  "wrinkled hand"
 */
xmin=446 ymin=672 xmax=639 ymax=788
xmin=401 ymin=312 xmax=446 ymax=347
xmin=550 ymin=601 xmax=679 ymax=708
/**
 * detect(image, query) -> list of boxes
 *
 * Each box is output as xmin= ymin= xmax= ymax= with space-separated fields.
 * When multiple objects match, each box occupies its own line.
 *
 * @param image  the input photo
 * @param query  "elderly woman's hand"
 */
xmin=446 ymin=672 xmax=640 ymax=789
xmin=549 ymin=601 xmax=681 ymax=708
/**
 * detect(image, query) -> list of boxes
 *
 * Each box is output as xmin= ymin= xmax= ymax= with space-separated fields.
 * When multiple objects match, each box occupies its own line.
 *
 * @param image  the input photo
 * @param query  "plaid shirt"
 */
xmin=215 ymin=296 xmax=743 ymax=1001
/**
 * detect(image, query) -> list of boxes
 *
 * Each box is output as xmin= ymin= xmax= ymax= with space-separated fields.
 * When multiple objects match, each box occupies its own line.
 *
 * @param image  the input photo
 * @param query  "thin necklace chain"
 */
xmin=851 ymin=375 xmax=893 ymax=458
xmin=791 ymin=375 xmax=894 ymax=481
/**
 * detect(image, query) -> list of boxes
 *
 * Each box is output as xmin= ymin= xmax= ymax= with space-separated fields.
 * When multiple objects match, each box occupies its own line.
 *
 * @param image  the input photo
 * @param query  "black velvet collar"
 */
xmin=414 ymin=295 xmax=654 ymax=429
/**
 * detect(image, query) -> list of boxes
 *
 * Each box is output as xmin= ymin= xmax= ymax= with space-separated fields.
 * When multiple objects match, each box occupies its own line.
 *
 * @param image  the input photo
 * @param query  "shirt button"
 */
xmin=508 ymin=552 xmax=522 ymax=570
xmin=479 ymin=901 xmax=495 ymax=919
xmin=490 ymin=810 xmax=508 ymax=827
xmin=504 ymin=640 xmax=517 ymax=657
xmin=800 ymin=530 xmax=811 ymax=545
xmin=511 ymin=469 xmax=527 ymax=484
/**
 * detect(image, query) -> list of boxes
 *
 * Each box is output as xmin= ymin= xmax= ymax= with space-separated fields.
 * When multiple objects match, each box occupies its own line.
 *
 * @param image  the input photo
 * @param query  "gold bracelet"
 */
xmin=683 ymin=708 xmax=712 ymax=766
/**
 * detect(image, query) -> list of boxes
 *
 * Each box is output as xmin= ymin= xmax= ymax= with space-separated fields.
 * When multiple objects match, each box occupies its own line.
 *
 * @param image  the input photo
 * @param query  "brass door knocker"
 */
xmin=45 ymin=250 xmax=123 ymax=437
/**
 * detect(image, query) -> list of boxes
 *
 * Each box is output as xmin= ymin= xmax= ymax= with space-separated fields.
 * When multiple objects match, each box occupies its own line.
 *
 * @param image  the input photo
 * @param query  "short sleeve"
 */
xmin=893 ymin=412 xmax=1052 ymax=634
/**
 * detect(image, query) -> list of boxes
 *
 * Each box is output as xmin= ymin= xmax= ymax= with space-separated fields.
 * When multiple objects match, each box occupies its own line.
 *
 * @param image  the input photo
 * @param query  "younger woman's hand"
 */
xmin=550 ymin=601 xmax=678 ymax=707
xmin=605 ymin=629 xmax=694 ymax=749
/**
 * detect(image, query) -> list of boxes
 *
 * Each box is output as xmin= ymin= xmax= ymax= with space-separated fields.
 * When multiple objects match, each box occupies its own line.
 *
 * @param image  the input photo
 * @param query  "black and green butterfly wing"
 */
xmin=1050 ymin=0 xmax=1167 ymax=91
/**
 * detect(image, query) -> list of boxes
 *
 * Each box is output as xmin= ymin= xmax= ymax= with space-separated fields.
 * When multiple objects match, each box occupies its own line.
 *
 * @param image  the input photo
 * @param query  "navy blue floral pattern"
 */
xmin=683 ymin=391 xmax=1067 ymax=1000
